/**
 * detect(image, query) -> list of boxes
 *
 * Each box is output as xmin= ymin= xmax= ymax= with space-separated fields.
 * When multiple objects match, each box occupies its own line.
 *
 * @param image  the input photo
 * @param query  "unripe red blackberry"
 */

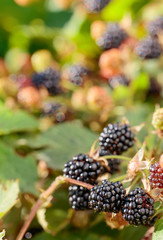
xmin=66 ymin=64 xmax=89 ymax=86
xmin=148 ymin=16 xmax=163 ymax=36
xmin=69 ymin=185 xmax=90 ymax=210
xmin=63 ymin=154 xmax=104 ymax=184
xmin=99 ymin=149 xmax=121 ymax=174
xmin=148 ymin=162 xmax=163 ymax=189
xmin=135 ymin=37 xmax=162 ymax=59
xmin=32 ymin=68 xmax=62 ymax=95
xmin=89 ymin=180 xmax=126 ymax=213
xmin=99 ymin=123 xmax=134 ymax=155
xmin=83 ymin=0 xmax=110 ymax=13
xmin=122 ymin=188 xmax=156 ymax=226
xmin=108 ymin=74 xmax=129 ymax=89
xmin=97 ymin=23 xmax=127 ymax=50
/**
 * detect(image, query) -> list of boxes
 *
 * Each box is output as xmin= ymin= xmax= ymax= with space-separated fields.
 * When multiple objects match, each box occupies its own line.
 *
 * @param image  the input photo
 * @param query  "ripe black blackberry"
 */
xmin=67 ymin=64 xmax=89 ymax=86
xmin=69 ymin=185 xmax=90 ymax=210
xmin=99 ymin=123 xmax=134 ymax=155
xmin=122 ymin=188 xmax=156 ymax=226
xmin=148 ymin=162 xmax=163 ymax=189
xmin=135 ymin=37 xmax=162 ymax=59
xmin=32 ymin=68 xmax=62 ymax=95
xmin=83 ymin=0 xmax=110 ymax=13
xmin=63 ymin=154 xmax=104 ymax=184
xmin=148 ymin=16 xmax=163 ymax=36
xmin=108 ymin=74 xmax=129 ymax=89
xmin=42 ymin=102 xmax=66 ymax=122
xmin=99 ymin=149 xmax=121 ymax=174
xmin=89 ymin=180 xmax=126 ymax=213
xmin=97 ymin=23 xmax=127 ymax=50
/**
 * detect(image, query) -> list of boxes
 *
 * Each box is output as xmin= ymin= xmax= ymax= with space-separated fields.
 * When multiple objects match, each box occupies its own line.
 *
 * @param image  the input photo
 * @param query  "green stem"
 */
xmin=101 ymin=155 xmax=131 ymax=161
xmin=155 ymin=138 xmax=162 ymax=157
xmin=110 ymin=174 xmax=127 ymax=182
xmin=153 ymin=208 xmax=163 ymax=217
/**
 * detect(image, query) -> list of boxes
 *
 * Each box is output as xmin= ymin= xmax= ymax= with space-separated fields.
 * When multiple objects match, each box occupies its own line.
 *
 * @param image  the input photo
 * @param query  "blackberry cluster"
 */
xmin=99 ymin=149 xmax=121 ymax=174
xmin=99 ymin=123 xmax=135 ymax=155
xmin=148 ymin=162 xmax=163 ymax=189
xmin=83 ymin=0 xmax=110 ymax=13
xmin=63 ymin=154 xmax=104 ymax=184
xmin=135 ymin=37 xmax=162 ymax=59
xmin=148 ymin=16 xmax=163 ymax=36
xmin=67 ymin=64 xmax=89 ymax=86
xmin=122 ymin=188 xmax=156 ymax=226
xmin=32 ymin=68 xmax=62 ymax=95
xmin=97 ymin=23 xmax=127 ymax=50
xmin=89 ymin=180 xmax=126 ymax=213
xmin=108 ymin=74 xmax=129 ymax=89
xmin=69 ymin=185 xmax=90 ymax=210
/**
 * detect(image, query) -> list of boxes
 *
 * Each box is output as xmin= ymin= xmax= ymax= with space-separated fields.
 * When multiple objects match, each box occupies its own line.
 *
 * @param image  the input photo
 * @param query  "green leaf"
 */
xmin=153 ymin=219 xmax=163 ymax=240
xmin=0 ymin=143 xmax=38 ymax=194
xmin=0 ymin=104 xmax=38 ymax=135
xmin=0 ymin=181 xmax=19 ymax=218
xmin=131 ymin=73 xmax=150 ymax=92
xmin=32 ymin=121 xmax=98 ymax=169
xmin=119 ymin=225 xmax=148 ymax=240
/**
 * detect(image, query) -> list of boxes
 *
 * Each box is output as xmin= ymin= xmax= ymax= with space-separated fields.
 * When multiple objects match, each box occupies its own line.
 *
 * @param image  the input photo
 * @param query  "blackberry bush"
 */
xmin=148 ymin=162 xmax=163 ymax=189
xmin=32 ymin=68 xmax=62 ymax=95
xmin=99 ymin=123 xmax=135 ymax=154
xmin=63 ymin=153 xmax=104 ymax=184
xmin=69 ymin=185 xmax=90 ymax=210
xmin=83 ymin=0 xmax=110 ymax=13
xmin=89 ymin=180 xmax=126 ymax=213
xmin=122 ymin=188 xmax=156 ymax=226
xmin=66 ymin=64 xmax=89 ymax=86
xmin=135 ymin=37 xmax=162 ymax=59
xmin=99 ymin=149 xmax=121 ymax=174
xmin=97 ymin=23 xmax=127 ymax=50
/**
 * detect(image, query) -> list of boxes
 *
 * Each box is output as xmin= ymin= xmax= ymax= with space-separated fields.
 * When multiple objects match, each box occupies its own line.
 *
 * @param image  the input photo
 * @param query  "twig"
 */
xmin=16 ymin=176 xmax=93 ymax=240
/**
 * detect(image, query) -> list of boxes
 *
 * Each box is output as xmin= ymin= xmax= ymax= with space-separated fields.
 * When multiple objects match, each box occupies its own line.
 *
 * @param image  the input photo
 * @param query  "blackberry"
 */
xmin=89 ymin=180 xmax=126 ymax=213
xmin=32 ymin=68 xmax=62 ymax=95
xmin=135 ymin=37 xmax=162 ymax=59
xmin=99 ymin=123 xmax=134 ymax=155
xmin=122 ymin=188 xmax=156 ymax=226
xmin=63 ymin=154 xmax=104 ymax=184
xmin=99 ymin=149 xmax=121 ymax=174
xmin=69 ymin=185 xmax=90 ymax=210
xmin=97 ymin=23 xmax=127 ymax=50
xmin=148 ymin=16 xmax=163 ymax=36
xmin=83 ymin=0 xmax=110 ymax=13
xmin=108 ymin=74 xmax=129 ymax=89
xmin=148 ymin=162 xmax=163 ymax=189
xmin=42 ymin=102 xmax=66 ymax=122
xmin=67 ymin=64 xmax=89 ymax=86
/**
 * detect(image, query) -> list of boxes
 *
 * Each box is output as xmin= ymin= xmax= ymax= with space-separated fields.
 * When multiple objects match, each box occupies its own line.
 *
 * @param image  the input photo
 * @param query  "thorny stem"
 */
xmin=126 ymin=174 xmax=141 ymax=194
xmin=16 ymin=176 xmax=93 ymax=240
xmin=102 ymin=155 xmax=131 ymax=161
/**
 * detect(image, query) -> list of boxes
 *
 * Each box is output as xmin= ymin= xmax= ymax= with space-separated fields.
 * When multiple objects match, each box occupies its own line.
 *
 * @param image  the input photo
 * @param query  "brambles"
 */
xmin=96 ymin=23 xmax=127 ymax=50
xmin=32 ymin=68 xmax=62 ymax=95
xmin=69 ymin=185 xmax=90 ymax=210
xmin=99 ymin=123 xmax=135 ymax=154
xmin=148 ymin=162 xmax=163 ymax=189
xmin=122 ymin=188 xmax=156 ymax=226
xmin=63 ymin=154 xmax=104 ymax=184
xmin=83 ymin=0 xmax=110 ymax=13
xmin=135 ymin=37 xmax=162 ymax=59
xmin=89 ymin=180 xmax=126 ymax=213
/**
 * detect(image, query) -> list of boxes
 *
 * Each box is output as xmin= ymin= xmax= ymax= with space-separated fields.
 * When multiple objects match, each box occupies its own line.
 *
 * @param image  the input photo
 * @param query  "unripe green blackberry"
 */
xmin=69 ymin=185 xmax=90 ymax=210
xmin=89 ymin=180 xmax=126 ymax=213
xmin=63 ymin=154 xmax=104 ymax=184
xmin=83 ymin=0 xmax=110 ymax=13
xmin=66 ymin=64 xmax=89 ymax=86
xmin=99 ymin=123 xmax=134 ymax=155
xmin=108 ymin=74 xmax=129 ymax=89
xmin=122 ymin=188 xmax=156 ymax=226
xmin=148 ymin=162 xmax=163 ymax=189
xmin=152 ymin=108 xmax=163 ymax=130
xmin=32 ymin=68 xmax=62 ymax=95
xmin=135 ymin=37 xmax=162 ymax=59
xmin=148 ymin=16 xmax=163 ymax=36
xmin=97 ymin=23 xmax=127 ymax=50
xmin=99 ymin=149 xmax=121 ymax=174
